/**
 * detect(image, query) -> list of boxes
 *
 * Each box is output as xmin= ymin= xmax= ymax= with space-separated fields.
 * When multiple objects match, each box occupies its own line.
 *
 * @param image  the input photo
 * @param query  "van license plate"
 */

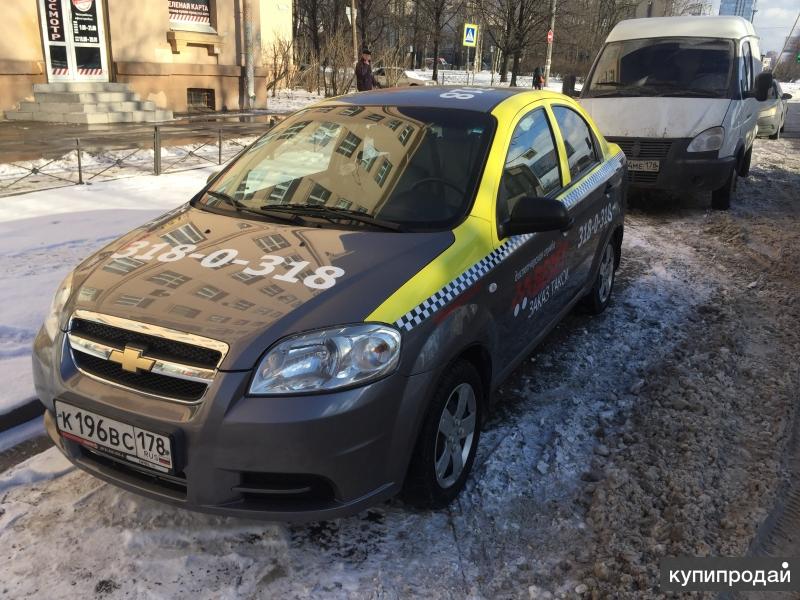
xmin=54 ymin=400 xmax=174 ymax=473
xmin=628 ymin=160 xmax=660 ymax=172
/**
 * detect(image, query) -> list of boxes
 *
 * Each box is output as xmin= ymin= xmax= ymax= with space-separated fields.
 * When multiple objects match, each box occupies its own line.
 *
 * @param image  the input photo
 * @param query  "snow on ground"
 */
xmin=0 ymin=168 xmax=212 ymax=415
xmin=266 ymin=88 xmax=325 ymax=113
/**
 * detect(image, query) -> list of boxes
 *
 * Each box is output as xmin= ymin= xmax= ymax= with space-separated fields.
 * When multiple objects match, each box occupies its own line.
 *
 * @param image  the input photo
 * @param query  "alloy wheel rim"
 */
xmin=598 ymin=244 xmax=615 ymax=303
xmin=434 ymin=382 xmax=477 ymax=489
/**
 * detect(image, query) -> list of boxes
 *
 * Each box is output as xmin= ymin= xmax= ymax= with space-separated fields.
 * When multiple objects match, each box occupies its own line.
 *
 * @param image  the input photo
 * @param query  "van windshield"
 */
xmin=583 ymin=37 xmax=735 ymax=99
xmin=199 ymin=106 xmax=495 ymax=232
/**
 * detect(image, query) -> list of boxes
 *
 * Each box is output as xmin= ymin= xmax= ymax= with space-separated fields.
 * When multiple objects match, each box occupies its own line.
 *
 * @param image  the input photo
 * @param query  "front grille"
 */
xmin=609 ymin=138 xmax=674 ymax=160
xmin=71 ymin=318 xmax=221 ymax=368
xmin=627 ymin=170 xmax=659 ymax=185
xmin=73 ymin=350 xmax=207 ymax=401
xmin=77 ymin=446 xmax=187 ymax=499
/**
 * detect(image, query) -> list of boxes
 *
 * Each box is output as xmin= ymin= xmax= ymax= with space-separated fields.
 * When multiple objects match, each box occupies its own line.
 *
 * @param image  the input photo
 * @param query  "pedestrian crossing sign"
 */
xmin=463 ymin=23 xmax=477 ymax=47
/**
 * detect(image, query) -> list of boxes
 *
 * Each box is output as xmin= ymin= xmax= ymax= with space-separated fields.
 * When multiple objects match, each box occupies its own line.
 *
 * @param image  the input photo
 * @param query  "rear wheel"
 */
xmin=403 ymin=360 xmax=483 ymax=509
xmin=711 ymin=166 xmax=737 ymax=210
xmin=769 ymin=128 xmax=780 ymax=140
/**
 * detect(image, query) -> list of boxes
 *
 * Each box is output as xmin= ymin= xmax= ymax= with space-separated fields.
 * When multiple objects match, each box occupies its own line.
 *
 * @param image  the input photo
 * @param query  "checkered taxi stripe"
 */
xmin=394 ymin=152 xmax=624 ymax=332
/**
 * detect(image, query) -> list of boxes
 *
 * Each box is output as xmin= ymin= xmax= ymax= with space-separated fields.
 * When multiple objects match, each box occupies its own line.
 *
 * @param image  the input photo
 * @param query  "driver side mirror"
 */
xmin=501 ymin=196 xmax=572 ymax=238
xmin=783 ymin=93 xmax=793 ymax=100
xmin=753 ymin=71 xmax=774 ymax=102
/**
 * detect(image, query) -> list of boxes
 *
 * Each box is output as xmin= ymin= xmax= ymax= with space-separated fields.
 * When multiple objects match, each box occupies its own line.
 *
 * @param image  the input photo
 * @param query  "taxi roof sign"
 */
xmin=463 ymin=23 xmax=477 ymax=47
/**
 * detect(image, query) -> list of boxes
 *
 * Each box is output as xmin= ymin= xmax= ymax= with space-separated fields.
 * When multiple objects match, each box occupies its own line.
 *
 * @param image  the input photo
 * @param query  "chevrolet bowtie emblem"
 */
xmin=108 ymin=346 xmax=155 ymax=373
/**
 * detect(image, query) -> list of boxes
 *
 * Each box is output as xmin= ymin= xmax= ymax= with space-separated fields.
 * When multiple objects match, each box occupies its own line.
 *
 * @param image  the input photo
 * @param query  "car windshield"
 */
xmin=583 ymin=37 xmax=735 ymax=99
xmin=199 ymin=106 xmax=495 ymax=232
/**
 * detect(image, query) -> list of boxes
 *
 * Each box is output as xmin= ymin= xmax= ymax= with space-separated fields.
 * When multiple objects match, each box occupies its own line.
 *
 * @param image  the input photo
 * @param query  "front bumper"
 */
xmin=607 ymin=137 xmax=735 ymax=191
xmin=33 ymin=327 xmax=438 ymax=521
xmin=757 ymin=115 xmax=778 ymax=136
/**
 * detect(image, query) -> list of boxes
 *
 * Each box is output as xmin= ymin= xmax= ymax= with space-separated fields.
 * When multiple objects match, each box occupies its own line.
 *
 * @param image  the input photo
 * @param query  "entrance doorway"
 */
xmin=38 ymin=0 xmax=109 ymax=82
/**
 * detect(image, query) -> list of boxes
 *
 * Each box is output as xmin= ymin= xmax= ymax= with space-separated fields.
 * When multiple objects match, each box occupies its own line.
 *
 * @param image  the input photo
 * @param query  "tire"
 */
xmin=769 ymin=129 xmax=780 ymax=140
xmin=582 ymin=239 xmax=616 ymax=315
xmin=711 ymin=166 xmax=737 ymax=210
xmin=402 ymin=359 xmax=483 ymax=509
xmin=739 ymin=148 xmax=752 ymax=177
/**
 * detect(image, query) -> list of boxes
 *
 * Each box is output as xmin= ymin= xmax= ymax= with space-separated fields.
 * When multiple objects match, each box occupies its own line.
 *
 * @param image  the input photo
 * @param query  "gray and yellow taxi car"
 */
xmin=33 ymin=87 xmax=627 ymax=520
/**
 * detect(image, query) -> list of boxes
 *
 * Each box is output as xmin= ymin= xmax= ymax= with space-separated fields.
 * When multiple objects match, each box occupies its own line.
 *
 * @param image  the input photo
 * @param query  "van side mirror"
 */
xmin=753 ymin=72 xmax=774 ymax=102
xmin=783 ymin=93 xmax=793 ymax=100
xmin=502 ymin=196 xmax=572 ymax=237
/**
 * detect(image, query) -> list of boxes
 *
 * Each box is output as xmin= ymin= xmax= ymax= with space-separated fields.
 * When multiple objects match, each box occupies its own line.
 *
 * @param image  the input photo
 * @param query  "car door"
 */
xmin=549 ymin=103 xmax=618 ymax=301
xmin=738 ymin=40 xmax=758 ymax=150
xmin=490 ymin=105 xmax=571 ymax=366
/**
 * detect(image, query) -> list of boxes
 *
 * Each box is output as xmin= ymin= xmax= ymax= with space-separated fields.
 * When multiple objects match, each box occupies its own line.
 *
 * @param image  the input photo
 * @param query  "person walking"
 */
xmin=533 ymin=67 xmax=545 ymax=90
xmin=355 ymin=48 xmax=379 ymax=92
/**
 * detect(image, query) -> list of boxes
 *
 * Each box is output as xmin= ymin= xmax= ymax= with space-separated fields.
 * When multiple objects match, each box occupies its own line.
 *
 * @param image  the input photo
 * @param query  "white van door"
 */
xmin=727 ymin=39 xmax=758 ymax=161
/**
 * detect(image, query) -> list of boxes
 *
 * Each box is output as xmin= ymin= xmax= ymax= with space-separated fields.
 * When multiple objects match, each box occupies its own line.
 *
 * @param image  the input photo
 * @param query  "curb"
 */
xmin=0 ymin=399 xmax=44 ymax=434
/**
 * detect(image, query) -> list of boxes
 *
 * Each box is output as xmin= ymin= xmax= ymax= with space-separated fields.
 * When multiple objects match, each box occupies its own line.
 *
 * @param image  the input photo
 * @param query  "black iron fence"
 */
xmin=0 ymin=118 xmax=282 ymax=197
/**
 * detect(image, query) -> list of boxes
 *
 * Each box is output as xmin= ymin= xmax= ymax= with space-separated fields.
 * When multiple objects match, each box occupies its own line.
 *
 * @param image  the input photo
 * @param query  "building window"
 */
xmin=340 ymin=106 xmax=365 ymax=117
xmin=398 ymin=125 xmax=414 ymax=145
xmin=232 ymin=299 xmax=255 ymax=311
xmin=360 ymin=153 xmax=377 ymax=172
xmin=208 ymin=314 xmax=230 ymax=323
xmin=336 ymin=132 xmax=361 ymax=158
xmin=148 ymin=270 xmax=191 ymax=289
xmin=169 ymin=0 xmax=214 ymax=31
xmin=187 ymin=88 xmax=215 ymax=112
xmin=277 ymin=121 xmax=311 ymax=140
xmin=307 ymin=183 xmax=331 ymax=206
xmin=170 ymin=305 xmax=201 ymax=318
xmin=386 ymin=119 xmax=402 ymax=131
xmin=194 ymin=285 xmax=227 ymax=301
xmin=310 ymin=122 xmax=340 ymax=147
xmin=103 ymin=257 xmax=145 ymax=275
xmin=114 ymin=295 xmax=153 ymax=308
xmin=231 ymin=271 xmax=261 ymax=285
xmin=78 ymin=287 xmax=101 ymax=302
xmin=256 ymin=234 xmax=290 ymax=252
xmin=161 ymin=223 xmax=206 ymax=246
xmin=278 ymin=293 xmax=298 ymax=304
xmin=375 ymin=159 xmax=393 ymax=187
xmin=335 ymin=198 xmax=352 ymax=209
xmin=267 ymin=179 xmax=297 ymax=205
xmin=365 ymin=113 xmax=384 ymax=122
xmin=260 ymin=284 xmax=283 ymax=297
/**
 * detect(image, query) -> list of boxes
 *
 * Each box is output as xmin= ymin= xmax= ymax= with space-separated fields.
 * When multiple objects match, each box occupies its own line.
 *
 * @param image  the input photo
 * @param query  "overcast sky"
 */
xmin=710 ymin=0 xmax=799 ymax=53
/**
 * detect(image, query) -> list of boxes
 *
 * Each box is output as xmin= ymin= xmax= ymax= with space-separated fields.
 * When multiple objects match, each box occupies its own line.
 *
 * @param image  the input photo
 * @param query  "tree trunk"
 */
xmin=432 ymin=32 xmax=440 ymax=81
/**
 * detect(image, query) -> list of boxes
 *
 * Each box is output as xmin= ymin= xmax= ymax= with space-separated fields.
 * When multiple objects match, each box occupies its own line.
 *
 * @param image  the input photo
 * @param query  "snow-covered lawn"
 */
xmin=0 ymin=168 xmax=213 ymax=416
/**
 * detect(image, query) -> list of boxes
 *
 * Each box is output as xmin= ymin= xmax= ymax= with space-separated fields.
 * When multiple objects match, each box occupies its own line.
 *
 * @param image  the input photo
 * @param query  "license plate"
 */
xmin=628 ymin=160 xmax=660 ymax=172
xmin=54 ymin=400 xmax=174 ymax=473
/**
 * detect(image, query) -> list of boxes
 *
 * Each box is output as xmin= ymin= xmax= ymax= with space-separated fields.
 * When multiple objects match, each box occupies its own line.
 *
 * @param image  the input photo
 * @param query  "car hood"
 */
xmin=67 ymin=204 xmax=454 ymax=370
xmin=580 ymin=97 xmax=731 ymax=139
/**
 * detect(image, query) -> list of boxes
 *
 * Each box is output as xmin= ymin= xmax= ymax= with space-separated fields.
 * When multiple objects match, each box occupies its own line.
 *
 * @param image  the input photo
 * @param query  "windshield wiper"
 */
xmin=258 ymin=204 xmax=404 ymax=231
xmin=205 ymin=190 xmax=305 ymax=224
xmin=658 ymin=89 xmax=722 ymax=98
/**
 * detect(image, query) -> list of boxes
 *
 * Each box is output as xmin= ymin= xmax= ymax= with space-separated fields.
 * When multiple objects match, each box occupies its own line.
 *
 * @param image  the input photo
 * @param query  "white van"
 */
xmin=580 ymin=16 xmax=773 ymax=209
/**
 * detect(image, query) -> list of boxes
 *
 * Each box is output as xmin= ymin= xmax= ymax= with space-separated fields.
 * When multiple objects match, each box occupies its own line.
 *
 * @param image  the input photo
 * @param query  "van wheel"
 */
xmin=711 ymin=167 xmax=736 ymax=210
xmin=402 ymin=360 xmax=483 ymax=509
xmin=583 ymin=240 xmax=616 ymax=315
xmin=739 ymin=148 xmax=752 ymax=177
xmin=769 ymin=129 xmax=780 ymax=140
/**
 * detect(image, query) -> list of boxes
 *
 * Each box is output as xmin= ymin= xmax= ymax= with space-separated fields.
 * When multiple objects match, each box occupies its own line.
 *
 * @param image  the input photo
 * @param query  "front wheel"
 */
xmin=583 ymin=240 xmax=616 ymax=315
xmin=711 ymin=167 xmax=737 ymax=210
xmin=402 ymin=360 xmax=483 ymax=509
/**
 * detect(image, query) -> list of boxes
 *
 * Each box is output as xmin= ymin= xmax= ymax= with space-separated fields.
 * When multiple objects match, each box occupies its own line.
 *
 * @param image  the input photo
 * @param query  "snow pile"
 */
xmin=0 ymin=447 xmax=73 ymax=494
xmin=0 ymin=168 xmax=212 ymax=416
xmin=266 ymin=88 xmax=324 ymax=113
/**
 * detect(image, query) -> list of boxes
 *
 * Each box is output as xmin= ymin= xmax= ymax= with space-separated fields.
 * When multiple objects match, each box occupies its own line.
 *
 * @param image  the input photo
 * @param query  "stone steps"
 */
xmin=5 ymin=82 xmax=173 ymax=124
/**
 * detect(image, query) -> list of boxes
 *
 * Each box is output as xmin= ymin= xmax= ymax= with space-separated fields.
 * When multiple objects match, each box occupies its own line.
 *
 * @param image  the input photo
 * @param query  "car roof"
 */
xmin=324 ymin=86 xmax=541 ymax=113
xmin=606 ymin=16 xmax=757 ymax=43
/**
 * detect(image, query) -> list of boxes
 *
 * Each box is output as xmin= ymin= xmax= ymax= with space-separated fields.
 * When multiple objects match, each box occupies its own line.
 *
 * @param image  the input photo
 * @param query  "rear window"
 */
xmin=202 ymin=106 xmax=496 ymax=232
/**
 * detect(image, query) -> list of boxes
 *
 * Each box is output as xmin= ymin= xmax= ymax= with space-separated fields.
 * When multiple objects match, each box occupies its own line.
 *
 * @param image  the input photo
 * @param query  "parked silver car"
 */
xmin=758 ymin=80 xmax=791 ymax=139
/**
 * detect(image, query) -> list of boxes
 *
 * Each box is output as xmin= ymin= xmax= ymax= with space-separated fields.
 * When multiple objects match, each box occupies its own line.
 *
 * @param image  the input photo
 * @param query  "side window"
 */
xmin=552 ymin=106 xmax=599 ymax=180
xmin=741 ymin=41 xmax=753 ymax=95
xmin=497 ymin=108 xmax=561 ymax=224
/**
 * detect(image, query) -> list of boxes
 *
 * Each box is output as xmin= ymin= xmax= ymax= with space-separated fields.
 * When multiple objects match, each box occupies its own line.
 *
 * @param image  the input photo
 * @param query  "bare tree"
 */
xmin=263 ymin=36 xmax=295 ymax=98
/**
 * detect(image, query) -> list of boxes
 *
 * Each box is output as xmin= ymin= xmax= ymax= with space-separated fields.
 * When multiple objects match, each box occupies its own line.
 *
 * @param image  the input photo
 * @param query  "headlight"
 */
xmin=759 ymin=106 xmax=777 ymax=118
xmin=687 ymin=126 xmax=725 ymax=153
xmin=249 ymin=324 xmax=402 ymax=395
xmin=43 ymin=272 xmax=74 ymax=339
